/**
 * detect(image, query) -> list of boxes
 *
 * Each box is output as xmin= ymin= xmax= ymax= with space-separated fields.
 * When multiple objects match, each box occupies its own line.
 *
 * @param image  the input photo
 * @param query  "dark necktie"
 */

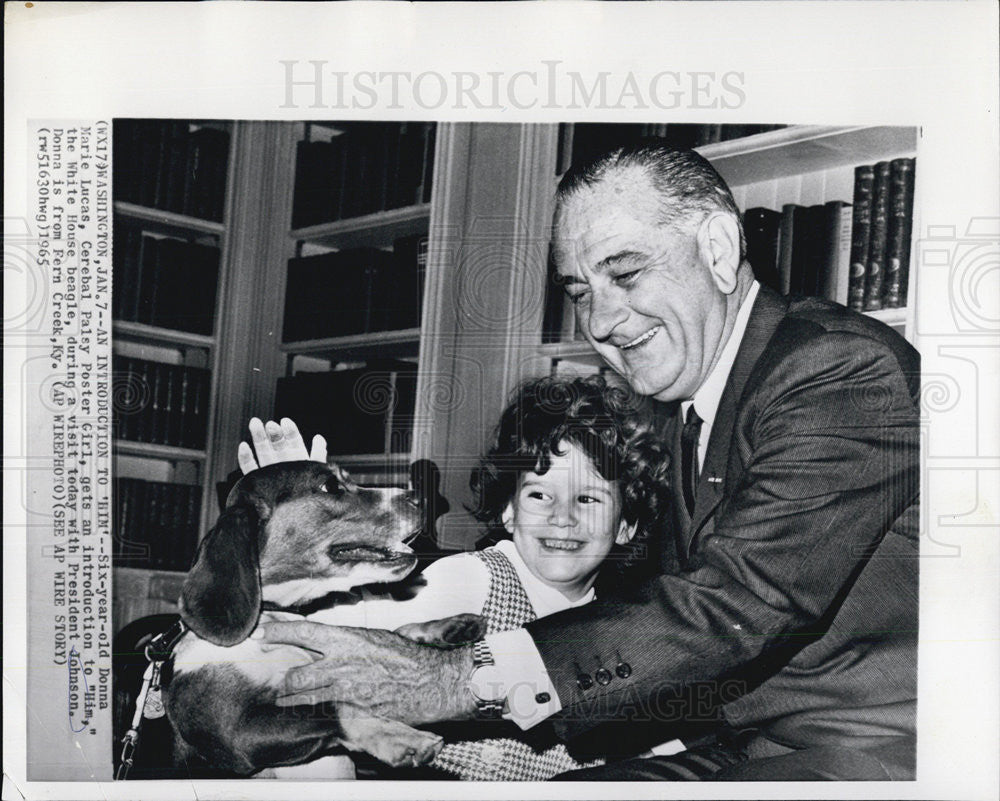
xmin=681 ymin=405 xmax=703 ymax=516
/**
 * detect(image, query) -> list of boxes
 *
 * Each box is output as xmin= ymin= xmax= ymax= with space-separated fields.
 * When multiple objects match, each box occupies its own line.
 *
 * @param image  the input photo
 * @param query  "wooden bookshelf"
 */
xmin=697 ymin=126 xmax=917 ymax=186
xmin=114 ymin=201 xmax=226 ymax=237
xmin=113 ymin=320 xmax=215 ymax=349
xmin=291 ymin=203 xmax=431 ymax=250
xmin=112 ymin=119 xmax=238 ymax=620
xmin=274 ymin=122 xmax=437 ymax=485
xmin=113 ymin=439 xmax=207 ymax=462
xmin=279 ymin=328 xmax=422 ymax=361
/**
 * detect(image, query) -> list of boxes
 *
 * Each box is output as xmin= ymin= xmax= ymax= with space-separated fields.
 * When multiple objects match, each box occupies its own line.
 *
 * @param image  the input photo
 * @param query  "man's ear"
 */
xmin=698 ymin=212 xmax=741 ymax=295
xmin=616 ymin=519 xmax=638 ymax=545
xmin=501 ymin=503 xmax=514 ymax=533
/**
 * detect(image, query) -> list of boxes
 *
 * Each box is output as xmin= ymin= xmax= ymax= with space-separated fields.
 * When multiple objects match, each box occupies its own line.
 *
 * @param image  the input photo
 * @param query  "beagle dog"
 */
xmin=159 ymin=460 xmax=481 ymax=777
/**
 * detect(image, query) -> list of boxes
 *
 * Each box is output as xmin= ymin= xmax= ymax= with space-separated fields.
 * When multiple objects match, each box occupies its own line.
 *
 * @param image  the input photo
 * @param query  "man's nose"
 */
xmin=584 ymin=288 xmax=628 ymax=342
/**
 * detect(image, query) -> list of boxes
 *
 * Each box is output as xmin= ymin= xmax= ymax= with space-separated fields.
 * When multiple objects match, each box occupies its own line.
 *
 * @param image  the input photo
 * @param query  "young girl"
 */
xmin=245 ymin=375 xmax=672 ymax=780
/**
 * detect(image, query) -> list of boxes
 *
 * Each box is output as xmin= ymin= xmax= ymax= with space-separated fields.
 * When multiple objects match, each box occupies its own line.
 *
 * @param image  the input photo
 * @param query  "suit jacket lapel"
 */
xmin=684 ymin=286 xmax=789 ymax=554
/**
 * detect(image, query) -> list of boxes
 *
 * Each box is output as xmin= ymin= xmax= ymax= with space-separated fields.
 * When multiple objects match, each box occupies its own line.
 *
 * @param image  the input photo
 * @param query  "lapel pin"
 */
xmin=707 ymin=476 xmax=723 ymax=484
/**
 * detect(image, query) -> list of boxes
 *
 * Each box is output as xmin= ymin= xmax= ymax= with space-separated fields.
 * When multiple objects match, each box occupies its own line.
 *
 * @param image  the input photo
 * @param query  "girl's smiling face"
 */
xmin=503 ymin=440 xmax=633 ymax=601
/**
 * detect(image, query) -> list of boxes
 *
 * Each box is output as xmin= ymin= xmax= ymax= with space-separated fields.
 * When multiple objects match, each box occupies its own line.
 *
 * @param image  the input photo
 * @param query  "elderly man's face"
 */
xmin=553 ymin=167 xmax=731 ymax=402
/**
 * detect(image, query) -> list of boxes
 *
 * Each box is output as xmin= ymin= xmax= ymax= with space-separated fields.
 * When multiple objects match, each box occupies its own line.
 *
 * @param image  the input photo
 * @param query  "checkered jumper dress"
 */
xmin=429 ymin=548 xmax=606 ymax=781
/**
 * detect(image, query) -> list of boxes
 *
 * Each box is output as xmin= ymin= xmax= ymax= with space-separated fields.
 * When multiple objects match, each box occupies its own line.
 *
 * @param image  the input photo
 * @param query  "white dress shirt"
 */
xmin=488 ymin=281 xmax=761 ymax=730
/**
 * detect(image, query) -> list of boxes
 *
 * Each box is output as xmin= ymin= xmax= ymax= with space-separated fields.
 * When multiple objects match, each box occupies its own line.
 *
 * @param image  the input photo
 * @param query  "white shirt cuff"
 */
xmin=485 ymin=628 xmax=562 ymax=730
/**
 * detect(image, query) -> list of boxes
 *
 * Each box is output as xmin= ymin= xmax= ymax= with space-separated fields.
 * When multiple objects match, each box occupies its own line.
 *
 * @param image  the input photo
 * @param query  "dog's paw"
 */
xmin=394 ymin=613 xmax=485 ymax=647
xmin=340 ymin=714 xmax=443 ymax=767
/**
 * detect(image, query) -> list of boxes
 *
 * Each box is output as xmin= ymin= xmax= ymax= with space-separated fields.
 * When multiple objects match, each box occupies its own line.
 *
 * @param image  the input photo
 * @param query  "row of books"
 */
xmin=565 ymin=123 xmax=787 ymax=173
xmin=743 ymin=158 xmax=916 ymax=310
xmin=292 ymin=122 xmax=436 ymax=228
xmin=114 ymin=477 xmax=201 ymax=571
xmin=113 ymin=226 xmax=220 ymax=334
xmin=283 ymin=234 xmax=428 ymax=342
xmin=113 ymin=355 xmax=211 ymax=450
xmin=113 ymin=120 xmax=230 ymax=221
xmin=274 ymin=361 xmax=418 ymax=457
xmin=849 ymin=159 xmax=916 ymax=311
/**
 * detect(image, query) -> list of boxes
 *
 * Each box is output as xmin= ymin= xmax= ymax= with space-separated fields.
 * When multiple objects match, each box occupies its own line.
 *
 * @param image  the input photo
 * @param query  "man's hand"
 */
xmin=252 ymin=621 xmax=477 ymax=726
xmin=237 ymin=417 xmax=328 ymax=475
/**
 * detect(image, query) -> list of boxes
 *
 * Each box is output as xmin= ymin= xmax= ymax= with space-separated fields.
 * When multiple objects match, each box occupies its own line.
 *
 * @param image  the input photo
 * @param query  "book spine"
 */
xmin=743 ymin=207 xmax=782 ymax=294
xmin=149 ymin=238 xmax=176 ymax=329
xmin=862 ymin=161 xmax=892 ymax=311
xmin=161 ymin=126 xmax=190 ymax=213
xmin=123 ymin=479 xmax=149 ymax=564
xmin=208 ymin=130 xmax=231 ymax=222
xmin=111 ymin=354 xmax=127 ymax=439
xmin=137 ymin=236 xmax=160 ymax=325
xmin=161 ymin=484 xmax=183 ymax=571
xmin=113 ymin=477 xmax=127 ymax=561
xmin=778 ymin=204 xmax=796 ymax=295
xmin=148 ymin=362 xmax=165 ymax=444
xmin=152 ymin=122 xmax=183 ymax=210
xmin=819 ymin=201 xmax=851 ymax=302
xmin=418 ymin=124 xmax=436 ymax=204
xmin=198 ymin=242 xmax=221 ymax=335
xmin=186 ymin=367 xmax=210 ymax=450
xmin=137 ymin=121 xmax=164 ymax=208
xmin=883 ymin=158 xmax=916 ymax=308
xmin=174 ymin=365 xmax=190 ymax=448
xmin=132 ymin=359 xmax=155 ymax=442
xmin=847 ymin=165 xmax=875 ymax=311
xmin=184 ymin=484 xmax=203 ymax=570
xmin=828 ymin=201 xmax=854 ymax=305
xmin=340 ymin=129 xmax=367 ymax=220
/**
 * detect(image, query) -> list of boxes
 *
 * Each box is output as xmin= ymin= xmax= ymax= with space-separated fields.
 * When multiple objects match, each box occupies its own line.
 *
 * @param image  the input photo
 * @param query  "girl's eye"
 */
xmin=577 ymin=495 xmax=601 ymax=504
xmin=526 ymin=490 xmax=550 ymax=501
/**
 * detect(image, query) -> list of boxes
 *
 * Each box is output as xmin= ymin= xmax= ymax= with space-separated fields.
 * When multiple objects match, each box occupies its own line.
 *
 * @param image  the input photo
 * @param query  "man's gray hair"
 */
xmin=555 ymin=139 xmax=747 ymax=259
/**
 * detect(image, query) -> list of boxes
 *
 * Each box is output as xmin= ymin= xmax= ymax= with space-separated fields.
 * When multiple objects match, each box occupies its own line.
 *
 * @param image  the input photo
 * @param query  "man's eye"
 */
xmin=567 ymin=290 xmax=590 ymax=306
xmin=613 ymin=270 xmax=640 ymax=286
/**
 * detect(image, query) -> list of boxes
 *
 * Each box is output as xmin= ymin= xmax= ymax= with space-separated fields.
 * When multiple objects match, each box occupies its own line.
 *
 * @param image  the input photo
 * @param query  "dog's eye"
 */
xmin=322 ymin=477 xmax=345 ymax=495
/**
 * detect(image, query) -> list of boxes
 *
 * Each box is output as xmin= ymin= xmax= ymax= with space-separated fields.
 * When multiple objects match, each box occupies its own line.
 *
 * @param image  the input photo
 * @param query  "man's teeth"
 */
xmin=621 ymin=326 xmax=660 ymax=350
xmin=541 ymin=539 xmax=583 ymax=551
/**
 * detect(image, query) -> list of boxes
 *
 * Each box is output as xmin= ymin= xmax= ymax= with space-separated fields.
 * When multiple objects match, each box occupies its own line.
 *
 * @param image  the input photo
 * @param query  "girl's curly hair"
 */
xmin=469 ymin=375 xmax=672 ymax=590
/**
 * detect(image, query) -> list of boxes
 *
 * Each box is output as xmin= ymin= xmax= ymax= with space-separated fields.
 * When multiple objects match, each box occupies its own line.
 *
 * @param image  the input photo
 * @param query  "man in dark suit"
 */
xmin=254 ymin=142 xmax=920 ymax=780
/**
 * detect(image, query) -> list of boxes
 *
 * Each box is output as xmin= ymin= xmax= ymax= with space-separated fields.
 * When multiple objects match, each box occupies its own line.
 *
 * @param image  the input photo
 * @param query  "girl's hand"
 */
xmin=237 ymin=417 xmax=328 ymax=475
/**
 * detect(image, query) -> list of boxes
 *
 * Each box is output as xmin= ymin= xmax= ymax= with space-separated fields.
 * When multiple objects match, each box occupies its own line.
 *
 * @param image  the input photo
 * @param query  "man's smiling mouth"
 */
xmin=621 ymin=326 xmax=661 ymax=350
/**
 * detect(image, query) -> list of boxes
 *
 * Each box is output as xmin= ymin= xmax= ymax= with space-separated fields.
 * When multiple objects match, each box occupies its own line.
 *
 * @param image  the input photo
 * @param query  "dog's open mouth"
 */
xmin=327 ymin=542 xmax=414 ymax=564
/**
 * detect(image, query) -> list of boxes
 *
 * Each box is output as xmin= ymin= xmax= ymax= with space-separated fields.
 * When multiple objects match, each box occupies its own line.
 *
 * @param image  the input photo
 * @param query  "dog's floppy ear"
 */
xmin=180 ymin=505 xmax=262 ymax=646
